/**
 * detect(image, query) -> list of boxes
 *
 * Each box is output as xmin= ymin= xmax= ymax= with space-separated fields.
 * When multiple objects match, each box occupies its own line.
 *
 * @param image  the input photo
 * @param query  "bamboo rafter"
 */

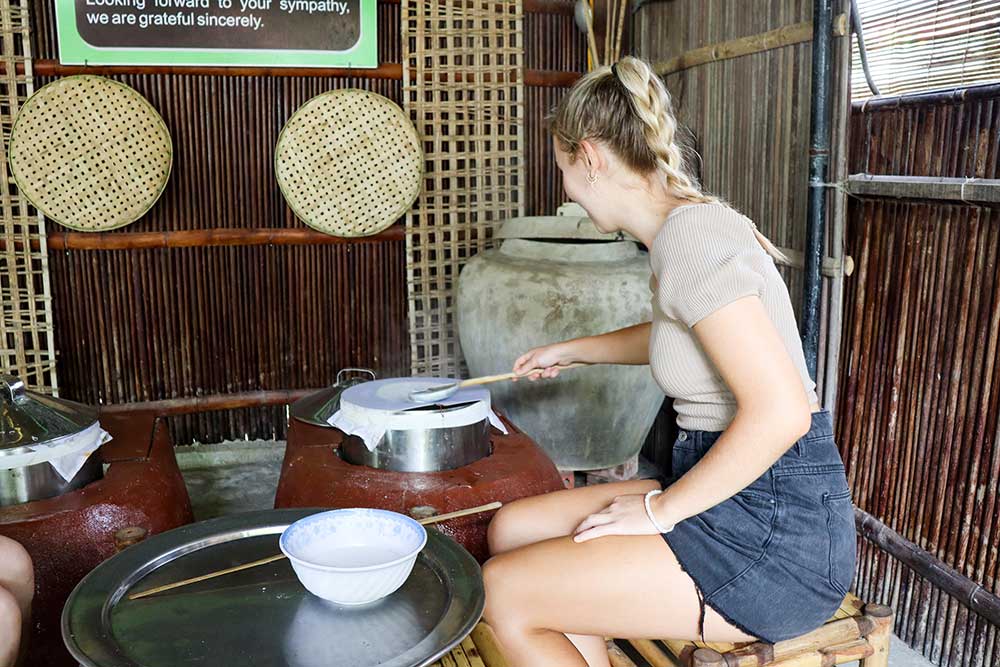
xmin=655 ymin=13 xmax=849 ymax=76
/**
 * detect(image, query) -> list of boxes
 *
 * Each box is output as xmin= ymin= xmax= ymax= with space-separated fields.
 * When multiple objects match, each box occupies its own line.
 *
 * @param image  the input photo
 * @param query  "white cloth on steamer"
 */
xmin=328 ymin=378 xmax=507 ymax=451
xmin=0 ymin=421 xmax=111 ymax=481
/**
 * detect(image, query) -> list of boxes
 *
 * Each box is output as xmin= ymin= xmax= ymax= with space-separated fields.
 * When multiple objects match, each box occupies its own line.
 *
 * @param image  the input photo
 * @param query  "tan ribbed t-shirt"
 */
xmin=648 ymin=203 xmax=818 ymax=432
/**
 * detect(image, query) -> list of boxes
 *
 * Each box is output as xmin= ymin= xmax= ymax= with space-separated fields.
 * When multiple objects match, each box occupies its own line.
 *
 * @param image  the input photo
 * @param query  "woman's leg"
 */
xmin=0 ymin=588 xmax=21 ymax=667
xmin=482 ymin=534 xmax=757 ymax=667
xmin=0 ymin=538 xmax=33 ymax=618
xmin=0 ymin=537 xmax=33 ymax=667
xmin=488 ymin=479 xmax=660 ymax=555
xmin=486 ymin=480 xmax=660 ymax=667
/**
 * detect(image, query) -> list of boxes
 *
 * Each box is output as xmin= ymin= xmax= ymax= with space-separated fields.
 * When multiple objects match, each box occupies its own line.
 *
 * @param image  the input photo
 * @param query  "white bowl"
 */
xmin=279 ymin=508 xmax=427 ymax=605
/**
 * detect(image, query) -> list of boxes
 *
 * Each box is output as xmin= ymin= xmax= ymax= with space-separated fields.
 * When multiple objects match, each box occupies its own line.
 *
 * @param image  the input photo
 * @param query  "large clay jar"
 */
xmin=456 ymin=205 xmax=664 ymax=471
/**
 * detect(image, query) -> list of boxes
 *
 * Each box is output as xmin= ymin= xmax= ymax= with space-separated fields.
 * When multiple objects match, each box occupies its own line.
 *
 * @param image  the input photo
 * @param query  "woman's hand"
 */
xmin=512 ymin=342 xmax=579 ymax=380
xmin=572 ymin=494 xmax=662 ymax=542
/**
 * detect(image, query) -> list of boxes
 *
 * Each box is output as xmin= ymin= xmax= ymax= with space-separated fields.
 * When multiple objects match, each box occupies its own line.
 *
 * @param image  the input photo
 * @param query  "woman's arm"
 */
xmin=649 ymin=295 xmax=812 ymax=526
xmin=512 ymin=322 xmax=651 ymax=379
xmin=572 ymin=295 xmax=813 ymax=543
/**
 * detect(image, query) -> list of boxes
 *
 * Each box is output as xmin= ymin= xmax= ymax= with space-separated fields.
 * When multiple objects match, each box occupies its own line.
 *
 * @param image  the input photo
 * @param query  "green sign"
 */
xmin=55 ymin=0 xmax=378 ymax=68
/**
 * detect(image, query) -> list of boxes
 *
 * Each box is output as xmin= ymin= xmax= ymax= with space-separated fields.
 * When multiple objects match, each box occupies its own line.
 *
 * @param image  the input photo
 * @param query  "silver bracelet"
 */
xmin=644 ymin=489 xmax=674 ymax=534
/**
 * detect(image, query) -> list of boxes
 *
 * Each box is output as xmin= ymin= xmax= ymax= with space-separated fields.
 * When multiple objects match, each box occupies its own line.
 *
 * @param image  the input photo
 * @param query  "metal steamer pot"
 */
xmin=339 ymin=404 xmax=492 ymax=473
xmin=291 ymin=370 xmax=493 ymax=473
xmin=0 ymin=375 xmax=104 ymax=507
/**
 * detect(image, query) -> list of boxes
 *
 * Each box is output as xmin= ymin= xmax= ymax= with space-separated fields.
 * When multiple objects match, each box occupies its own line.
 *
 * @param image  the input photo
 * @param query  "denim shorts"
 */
xmin=657 ymin=410 xmax=856 ymax=643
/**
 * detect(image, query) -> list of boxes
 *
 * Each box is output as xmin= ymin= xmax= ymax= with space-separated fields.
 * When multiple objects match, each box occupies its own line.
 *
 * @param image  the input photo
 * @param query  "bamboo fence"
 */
xmin=840 ymin=87 xmax=1000 ymax=667
xmin=0 ymin=0 xmax=57 ymax=393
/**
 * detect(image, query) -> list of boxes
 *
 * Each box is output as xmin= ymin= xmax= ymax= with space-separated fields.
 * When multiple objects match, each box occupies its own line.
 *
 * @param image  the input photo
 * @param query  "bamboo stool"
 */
xmin=437 ymin=593 xmax=893 ymax=667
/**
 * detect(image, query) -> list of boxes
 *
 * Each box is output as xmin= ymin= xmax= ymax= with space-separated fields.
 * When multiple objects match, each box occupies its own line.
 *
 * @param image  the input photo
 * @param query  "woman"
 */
xmin=482 ymin=57 xmax=856 ymax=667
xmin=0 ymin=536 xmax=32 ymax=667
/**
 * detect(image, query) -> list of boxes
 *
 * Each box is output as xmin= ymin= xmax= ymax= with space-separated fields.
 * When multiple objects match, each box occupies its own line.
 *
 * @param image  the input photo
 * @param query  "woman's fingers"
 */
xmin=573 ymin=509 xmax=615 ymax=535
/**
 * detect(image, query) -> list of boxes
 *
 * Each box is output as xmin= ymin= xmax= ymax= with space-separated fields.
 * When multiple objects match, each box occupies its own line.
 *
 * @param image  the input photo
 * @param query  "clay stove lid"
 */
xmin=0 ymin=375 xmax=98 ymax=452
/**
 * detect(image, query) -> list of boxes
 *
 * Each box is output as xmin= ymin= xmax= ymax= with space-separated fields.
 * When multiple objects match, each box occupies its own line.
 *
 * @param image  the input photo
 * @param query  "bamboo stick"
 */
xmin=613 ymin=0 xmax=628 ymax=61
xmin=606 ymin=641 xmax=638 ymax=667
xmin=626 ymin=639 xmax=674 ymax=667
xmin=654 ymin=14 xmax=848 ymax=76
xmin=469 ymin=623 xmax=510 ymax=667
xmin=128 ymin=502 xmax=502 ymax=601
xmin=584 ymin=2 xmax=600 ymax=69
xmin=605 ymin=0 xmax=614 ymax=68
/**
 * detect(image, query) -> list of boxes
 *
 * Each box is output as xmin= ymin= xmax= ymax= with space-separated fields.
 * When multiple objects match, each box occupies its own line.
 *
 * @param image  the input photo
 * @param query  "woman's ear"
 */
xmin=579 ymin=140 xmax=604 ymax=174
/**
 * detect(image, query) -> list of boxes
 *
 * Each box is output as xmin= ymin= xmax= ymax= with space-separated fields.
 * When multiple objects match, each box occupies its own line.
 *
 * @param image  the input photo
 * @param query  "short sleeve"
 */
xmin=652 ymin=206 xmax=766 ymax=328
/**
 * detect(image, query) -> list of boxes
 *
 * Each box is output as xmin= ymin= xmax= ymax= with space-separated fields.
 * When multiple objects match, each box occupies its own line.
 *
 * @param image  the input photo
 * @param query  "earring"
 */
xmin=587 ymin=172 xmax=598 ymax=185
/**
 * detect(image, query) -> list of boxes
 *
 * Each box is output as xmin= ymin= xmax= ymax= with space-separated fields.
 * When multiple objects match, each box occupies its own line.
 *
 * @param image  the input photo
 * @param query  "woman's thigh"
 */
xmin=483 ymin=534 xmax=756 ymax=643
xmin=488 ymin=479 xmax=660 ymax=555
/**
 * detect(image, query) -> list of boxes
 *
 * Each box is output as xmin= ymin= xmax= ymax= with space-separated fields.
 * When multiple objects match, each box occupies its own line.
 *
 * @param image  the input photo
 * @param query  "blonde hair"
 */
xmin=548 ymin=56 xmax=787 ymax=263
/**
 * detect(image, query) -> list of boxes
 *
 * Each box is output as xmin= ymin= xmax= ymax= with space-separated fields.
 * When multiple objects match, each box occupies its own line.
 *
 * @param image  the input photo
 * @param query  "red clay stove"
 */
xmin=0 ymin=411 xmax=193 ymax=667
xmin=275 ymin=413 xmax=565 ymax=563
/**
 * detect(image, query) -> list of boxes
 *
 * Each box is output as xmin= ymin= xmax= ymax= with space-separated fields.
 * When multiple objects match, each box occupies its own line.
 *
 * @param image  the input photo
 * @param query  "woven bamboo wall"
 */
xmin=26 ymin=0 xmax=586 ymax=444
xmin=0 ymin=0 xmax=57 ymax=394
xmin=841 ymin=89 xmax=1000 ymax=667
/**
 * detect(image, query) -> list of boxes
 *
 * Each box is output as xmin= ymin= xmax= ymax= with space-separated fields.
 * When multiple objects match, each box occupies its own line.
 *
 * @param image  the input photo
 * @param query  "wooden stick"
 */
xmin=129 ymin=554 xmax=287 ymax=601
xmin=127 ymin=502 xmax=503 ymax=601
xmin=605 ymin=0 xmax=615 ymax=68
xmin=459 ymin=362 xmax=589 ymax=388
xmin=584 ymin=2 xmax=600 ymax=70
xmin=613 ymin=0 xmax=628 ymax=62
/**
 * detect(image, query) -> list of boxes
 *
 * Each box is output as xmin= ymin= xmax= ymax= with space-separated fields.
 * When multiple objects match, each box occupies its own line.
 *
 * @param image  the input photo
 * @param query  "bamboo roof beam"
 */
xmin=655 ymin=13 xmax=849 ymax=77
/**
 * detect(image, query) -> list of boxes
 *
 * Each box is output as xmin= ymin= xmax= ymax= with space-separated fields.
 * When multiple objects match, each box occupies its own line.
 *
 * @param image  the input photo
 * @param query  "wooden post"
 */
xmin=860 ymin=604 xmax=894 ymax=667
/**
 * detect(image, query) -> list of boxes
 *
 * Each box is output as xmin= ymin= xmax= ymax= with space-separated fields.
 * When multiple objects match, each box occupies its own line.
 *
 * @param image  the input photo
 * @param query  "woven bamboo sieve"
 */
xmin=274 ymin=89 xmax=423 ymax=238
xmin=8 ymin=75 xmax=173 ymax=232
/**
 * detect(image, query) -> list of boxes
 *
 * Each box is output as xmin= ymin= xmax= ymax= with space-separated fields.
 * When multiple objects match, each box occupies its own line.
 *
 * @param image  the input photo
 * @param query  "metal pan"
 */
xmin=62 ymin=509 xmax=484 ymax=667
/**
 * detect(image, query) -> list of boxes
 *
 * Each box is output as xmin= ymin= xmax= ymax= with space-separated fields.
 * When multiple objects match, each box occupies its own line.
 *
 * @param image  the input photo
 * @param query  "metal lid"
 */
xmin=289 ymin=368 xmax=377 ymax=428
xmin=1 ymin=375 xmax=98 ymax=452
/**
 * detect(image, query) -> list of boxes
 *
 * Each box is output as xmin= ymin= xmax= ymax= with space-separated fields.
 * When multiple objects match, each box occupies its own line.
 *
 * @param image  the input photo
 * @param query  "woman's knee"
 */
xmin=486 ymin=501 xmax=528 ymax=556
xmin=482 ymin=554 xmax=521 ymax=623
xmin=0 ymin=538 xmax=33 ymax=611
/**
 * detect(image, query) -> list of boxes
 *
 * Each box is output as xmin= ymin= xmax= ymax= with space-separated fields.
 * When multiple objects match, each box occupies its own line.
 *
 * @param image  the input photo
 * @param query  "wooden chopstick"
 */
xmin=127 ymin=501 xmax=503 ymax=601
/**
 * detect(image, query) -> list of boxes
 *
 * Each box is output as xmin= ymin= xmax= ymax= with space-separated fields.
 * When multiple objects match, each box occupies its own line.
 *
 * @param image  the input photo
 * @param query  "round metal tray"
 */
xmin=63 ymin=509 xmax=485 ymax=667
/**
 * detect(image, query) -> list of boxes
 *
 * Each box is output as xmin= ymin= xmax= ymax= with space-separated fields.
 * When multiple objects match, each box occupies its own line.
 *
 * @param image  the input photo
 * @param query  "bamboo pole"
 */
xmin=25 ymin=60 xmax=580 ymax=88
xmin=100 ymin=389 xmax=318 ymax=416
xmin=846 ymin=175 xmax=1000 ymax=205
xmin=654 ymin=14 xmax=848 ymax=76
xmin=38 ymin=226 xmax=405 ymax=252
xmin=626 ymin=639 xmax=674 ymax=667
xmin=855 ymin=507 xmax=1000 ymax=626
xmin=606 ymin=641 xmax=638 ymax=667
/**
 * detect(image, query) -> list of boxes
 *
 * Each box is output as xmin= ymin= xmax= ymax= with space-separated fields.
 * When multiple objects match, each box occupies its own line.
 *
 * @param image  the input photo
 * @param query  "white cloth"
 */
xmin=0 ymin=421 xmax=111 ymax=482
xmin=328 ymin=378 xmax=508 ymax=451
